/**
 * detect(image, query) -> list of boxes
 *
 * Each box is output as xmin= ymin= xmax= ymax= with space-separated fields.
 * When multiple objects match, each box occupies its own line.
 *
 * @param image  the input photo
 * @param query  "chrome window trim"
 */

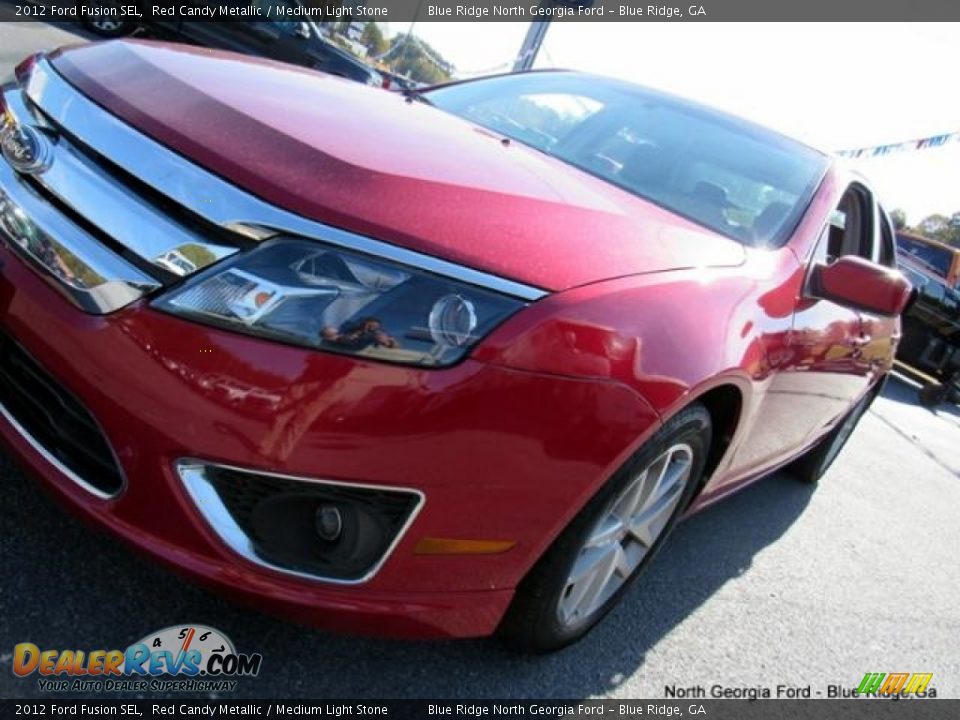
xmin=25 ymin=59 xmax=547 ymax=302
xmin=176 ymin=459 xmax=425 ymax=585
xmin=0 ymin=401 xmax=120 ymax=500
xmin=0 ymin=155 xmax=161 ymax=313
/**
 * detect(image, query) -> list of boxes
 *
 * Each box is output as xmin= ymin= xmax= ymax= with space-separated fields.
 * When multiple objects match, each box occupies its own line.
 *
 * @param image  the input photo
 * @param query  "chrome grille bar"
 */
xmin=2 ymin=84 xmax=237 ymax=277
xmin=0 ymin=155 xmax=160 ymax=313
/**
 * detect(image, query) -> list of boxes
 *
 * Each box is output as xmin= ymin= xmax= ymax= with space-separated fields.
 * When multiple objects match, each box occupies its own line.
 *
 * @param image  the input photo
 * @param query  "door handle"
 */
xmin=847 ymin=335 xmax=871 ymax=359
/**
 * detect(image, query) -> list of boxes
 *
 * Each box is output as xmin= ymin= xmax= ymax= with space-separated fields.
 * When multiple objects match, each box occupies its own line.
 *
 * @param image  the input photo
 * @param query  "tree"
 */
xmin=361 ymin=22 xmax=388 ymax=57
xmin=919 ymin=214 xmax=949 ymax=237
xmin=385 ymin=34 xmax=453 ymax=85
xmin=913 ymin=212 xmax=960 ymax=247
xmin=889 ymin=208 xmax=907 ymax=230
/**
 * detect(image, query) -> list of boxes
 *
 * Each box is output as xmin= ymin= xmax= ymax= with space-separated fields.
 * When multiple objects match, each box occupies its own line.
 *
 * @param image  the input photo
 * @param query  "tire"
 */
xmin=918 ymin=382 xmax=947 ymax=408
xmin=499 ymin=404 xmax=711 ymax=653
xmin=82 ymin=20 xmax=135 ymax=38
xmin=789 ymin=390 xmax=873 ymax=484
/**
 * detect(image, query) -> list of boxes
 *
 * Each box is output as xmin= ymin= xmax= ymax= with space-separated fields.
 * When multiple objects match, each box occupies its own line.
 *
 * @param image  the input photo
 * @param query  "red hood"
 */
xmin=50 ymin=40 xmax=746 ymax=292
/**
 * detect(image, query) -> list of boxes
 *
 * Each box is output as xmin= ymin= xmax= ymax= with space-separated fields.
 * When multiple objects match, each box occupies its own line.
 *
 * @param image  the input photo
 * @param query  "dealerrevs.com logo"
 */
xmin=13 ymin=625 xmax=263 ymax=693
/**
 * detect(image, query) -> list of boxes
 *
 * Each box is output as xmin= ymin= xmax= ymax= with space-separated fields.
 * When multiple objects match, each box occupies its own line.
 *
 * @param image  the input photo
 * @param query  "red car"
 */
xmin=0 ymin=41 xmax=911 ymax=652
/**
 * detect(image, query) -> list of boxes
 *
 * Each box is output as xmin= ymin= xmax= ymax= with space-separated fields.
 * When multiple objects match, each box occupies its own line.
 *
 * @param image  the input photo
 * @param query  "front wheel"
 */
xmin=500 ymin=404 xmax=711 ymax=653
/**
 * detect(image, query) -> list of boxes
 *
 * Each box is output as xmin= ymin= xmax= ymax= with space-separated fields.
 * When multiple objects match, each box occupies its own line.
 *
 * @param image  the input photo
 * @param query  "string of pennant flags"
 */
xmin=836 ymin=130 xmax=960 ymax=158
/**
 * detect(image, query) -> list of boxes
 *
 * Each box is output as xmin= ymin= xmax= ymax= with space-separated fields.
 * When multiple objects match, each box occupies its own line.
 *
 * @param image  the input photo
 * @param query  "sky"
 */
xmin=384 ymin=22 xmax=959 ymax=225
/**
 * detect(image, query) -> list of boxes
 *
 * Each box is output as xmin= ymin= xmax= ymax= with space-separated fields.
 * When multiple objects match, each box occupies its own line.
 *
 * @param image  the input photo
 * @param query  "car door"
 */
xmin=785 ymin=182 xmax=879 ymax=446
xmin=712 ymin=182 xmax=878 ymax=484
xmin=858 ymin=204 xmax=902 ymax=377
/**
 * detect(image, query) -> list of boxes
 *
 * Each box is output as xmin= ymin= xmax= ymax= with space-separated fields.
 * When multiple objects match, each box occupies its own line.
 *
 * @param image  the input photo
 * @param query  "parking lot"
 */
xmin=1 ymin=20 xmax=959 ymax=701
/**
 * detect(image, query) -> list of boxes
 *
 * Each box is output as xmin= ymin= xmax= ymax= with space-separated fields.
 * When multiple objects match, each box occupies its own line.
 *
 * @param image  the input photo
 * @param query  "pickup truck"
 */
xmin=896 ymin=242 xmax=960 ymax=406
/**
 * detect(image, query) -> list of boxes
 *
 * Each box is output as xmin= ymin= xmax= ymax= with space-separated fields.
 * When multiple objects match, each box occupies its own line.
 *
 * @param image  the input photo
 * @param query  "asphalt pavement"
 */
xmin=0 ymin=20 xmax=958 ymax=701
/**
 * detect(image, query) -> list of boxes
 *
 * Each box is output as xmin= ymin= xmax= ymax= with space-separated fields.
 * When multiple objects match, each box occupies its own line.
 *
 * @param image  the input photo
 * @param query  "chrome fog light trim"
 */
xmin=177 ymin=460 xmax=425 ymax=585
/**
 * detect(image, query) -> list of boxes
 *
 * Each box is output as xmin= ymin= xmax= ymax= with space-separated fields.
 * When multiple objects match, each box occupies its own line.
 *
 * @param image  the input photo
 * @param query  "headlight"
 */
xmin=153 ymin=238 xmax=525 ymax=367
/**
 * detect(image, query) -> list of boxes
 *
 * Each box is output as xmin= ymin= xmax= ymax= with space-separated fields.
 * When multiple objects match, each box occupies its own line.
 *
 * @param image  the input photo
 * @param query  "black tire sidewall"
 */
xmin=501 ymin=404 xmax=712 ymax=653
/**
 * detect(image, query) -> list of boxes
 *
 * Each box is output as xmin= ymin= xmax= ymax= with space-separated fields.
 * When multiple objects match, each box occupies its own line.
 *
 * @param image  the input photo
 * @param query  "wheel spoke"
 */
xmin=610 ymin=472 xmax=646 ymax=522
xmin=583 ymin=515 xmax=624 ymax=550
xmin=628 ymin=479 xmax=685 ymax=546
xmin=560 ymin=544 xmax=626 ymax=621
xmin=560 ymin=548 xmax=608 ymax=620
xmin=566 ymin=546 xmax=610 ymax=587
xmin=636 ymin=448 xmax=691 ymax=516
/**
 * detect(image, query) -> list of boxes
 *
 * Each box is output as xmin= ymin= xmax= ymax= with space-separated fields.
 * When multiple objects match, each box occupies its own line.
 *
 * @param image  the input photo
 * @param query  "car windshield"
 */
xmin=426 ymin=72 xmax=829 ymax=247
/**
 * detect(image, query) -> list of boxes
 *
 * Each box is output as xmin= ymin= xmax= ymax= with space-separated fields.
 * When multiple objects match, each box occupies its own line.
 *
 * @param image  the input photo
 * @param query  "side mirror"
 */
xmin=809 ymin=256 xmax=913 ymax=316
xmin=295 ymin=22 xmax=311 ymax=40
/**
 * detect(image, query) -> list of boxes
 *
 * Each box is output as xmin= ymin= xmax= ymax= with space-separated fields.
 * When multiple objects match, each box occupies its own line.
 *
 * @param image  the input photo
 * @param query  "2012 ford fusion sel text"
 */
xmin=0 ymin=41 xmax=911 ymax=652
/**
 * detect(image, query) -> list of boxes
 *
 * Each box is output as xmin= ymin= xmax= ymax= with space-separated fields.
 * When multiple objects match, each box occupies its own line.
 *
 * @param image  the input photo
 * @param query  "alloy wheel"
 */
xmin=557 ymin=443 xmax=694 ymax=627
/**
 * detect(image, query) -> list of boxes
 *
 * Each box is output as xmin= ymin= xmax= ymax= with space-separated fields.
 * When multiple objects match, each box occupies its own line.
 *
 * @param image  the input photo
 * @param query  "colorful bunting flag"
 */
xmin=836 ymin=131 xmax=960 ymax=158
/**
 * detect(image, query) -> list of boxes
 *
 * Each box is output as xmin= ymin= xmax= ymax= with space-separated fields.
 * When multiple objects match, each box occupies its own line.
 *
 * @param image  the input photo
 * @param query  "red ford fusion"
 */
xmin=0 ymin=41 xmax=911 ymax=651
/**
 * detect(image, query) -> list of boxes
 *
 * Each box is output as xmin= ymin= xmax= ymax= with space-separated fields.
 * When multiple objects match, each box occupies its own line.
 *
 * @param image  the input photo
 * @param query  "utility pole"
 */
xmin=513 ymin=21 xmax=551 ymax=72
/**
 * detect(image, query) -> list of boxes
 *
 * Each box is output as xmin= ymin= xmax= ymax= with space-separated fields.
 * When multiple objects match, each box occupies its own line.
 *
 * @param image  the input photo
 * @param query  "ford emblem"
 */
xmin=0 ymin=124 xmax=53 ymax=175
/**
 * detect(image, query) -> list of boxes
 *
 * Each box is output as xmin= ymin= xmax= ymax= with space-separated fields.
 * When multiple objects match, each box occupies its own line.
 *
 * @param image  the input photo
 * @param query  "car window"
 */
xmin=822 ymin=184 xmax=874 ymax=264
xmin=427 ymin=73 xmax=829 ymax=248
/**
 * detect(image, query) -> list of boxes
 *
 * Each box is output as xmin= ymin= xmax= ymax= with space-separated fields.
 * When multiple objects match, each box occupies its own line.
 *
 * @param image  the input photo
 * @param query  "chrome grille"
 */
xmin=0 ymin=69 xmax=241 ymax=315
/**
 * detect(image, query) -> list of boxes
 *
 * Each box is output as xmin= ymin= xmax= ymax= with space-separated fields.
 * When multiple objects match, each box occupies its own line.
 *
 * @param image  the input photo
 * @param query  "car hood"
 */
xmin=50 ymin=41 xmax=746 ymax=292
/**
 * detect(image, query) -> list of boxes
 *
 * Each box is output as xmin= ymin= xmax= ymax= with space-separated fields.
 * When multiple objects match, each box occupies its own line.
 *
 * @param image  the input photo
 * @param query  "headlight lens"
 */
xmin=153 ymin=238 xmax=525 ymax=367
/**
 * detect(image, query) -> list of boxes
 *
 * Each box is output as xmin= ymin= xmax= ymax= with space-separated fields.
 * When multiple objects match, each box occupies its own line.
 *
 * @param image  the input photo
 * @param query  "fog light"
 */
xmin=315 ymin=504 xmax=343 ymax=542
xmin=178 ymin=462 xmax=423 ymax=581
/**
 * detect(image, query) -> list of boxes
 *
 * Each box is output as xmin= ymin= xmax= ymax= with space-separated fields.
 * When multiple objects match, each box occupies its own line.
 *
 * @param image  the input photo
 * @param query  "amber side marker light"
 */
xmin=413 ymin=538 xmax=517 ymax=555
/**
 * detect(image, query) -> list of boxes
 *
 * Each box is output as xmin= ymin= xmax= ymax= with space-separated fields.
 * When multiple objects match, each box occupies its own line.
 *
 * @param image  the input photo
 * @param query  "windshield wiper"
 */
xmin=403 ymin=88 xmax=433 ymax=106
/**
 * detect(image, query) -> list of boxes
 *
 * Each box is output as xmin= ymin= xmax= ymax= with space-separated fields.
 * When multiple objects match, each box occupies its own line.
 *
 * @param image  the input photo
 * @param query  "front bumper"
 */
xmin=0 ymin=239 xmax=659 ymax=638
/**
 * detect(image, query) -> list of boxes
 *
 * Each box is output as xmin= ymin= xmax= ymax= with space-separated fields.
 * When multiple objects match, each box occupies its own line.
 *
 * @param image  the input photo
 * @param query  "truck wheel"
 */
xmin=918 ymin=382 xmax=947 ymax=408
xmin=500 ymin=404 xmax=711 ymax=653
xmin=82 ymin=20 xmax=135 ymax=38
